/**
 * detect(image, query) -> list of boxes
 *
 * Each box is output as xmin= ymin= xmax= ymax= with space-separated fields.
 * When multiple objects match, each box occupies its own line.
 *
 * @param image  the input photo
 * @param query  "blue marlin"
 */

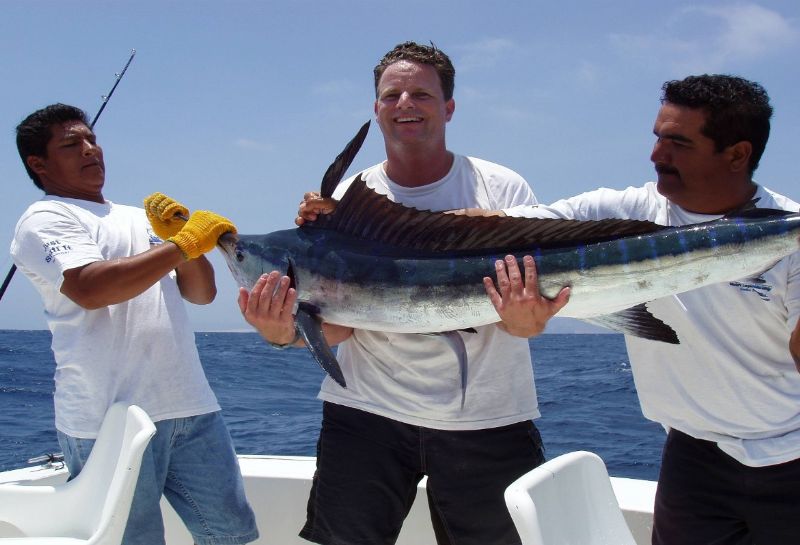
xmin=217 ymin=124 xmax=800 ymax=390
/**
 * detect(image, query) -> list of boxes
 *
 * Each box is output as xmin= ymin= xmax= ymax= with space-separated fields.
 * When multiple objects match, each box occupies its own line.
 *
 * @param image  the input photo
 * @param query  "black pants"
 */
xmin=299 ymin=402 xmax=545 ymax=545
xmin=653 ymin=429 xmax=800 ymax=545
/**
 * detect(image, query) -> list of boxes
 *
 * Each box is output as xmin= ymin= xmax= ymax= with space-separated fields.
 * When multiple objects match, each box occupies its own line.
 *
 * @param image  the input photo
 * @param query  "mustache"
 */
xmin=655 ymin=164 xmax=679 ymax=176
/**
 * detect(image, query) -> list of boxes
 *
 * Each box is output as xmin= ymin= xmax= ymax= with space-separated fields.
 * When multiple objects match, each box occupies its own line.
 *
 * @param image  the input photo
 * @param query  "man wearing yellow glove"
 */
xmin=11 ymin=104 xmax=257 ymax=545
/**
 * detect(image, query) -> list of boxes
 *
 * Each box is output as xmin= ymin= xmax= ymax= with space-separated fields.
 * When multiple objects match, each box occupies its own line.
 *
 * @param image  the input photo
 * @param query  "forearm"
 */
xmin=61 ymin=242 xmax=188 ymax=309
xmin=258 ymin=318 xmax=353 ymax=348
xmin=176 ymin=255 xmax=216 ymax=304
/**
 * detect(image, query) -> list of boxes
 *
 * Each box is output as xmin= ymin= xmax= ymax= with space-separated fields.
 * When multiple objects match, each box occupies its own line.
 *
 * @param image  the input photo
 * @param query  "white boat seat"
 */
xmin=0 ymin=404 xmax=157 ymax=545
xmin=504 ymin=450 xmax=638 ymax=545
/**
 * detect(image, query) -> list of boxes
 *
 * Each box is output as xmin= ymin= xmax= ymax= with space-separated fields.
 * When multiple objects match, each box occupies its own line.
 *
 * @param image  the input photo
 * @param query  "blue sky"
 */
xmin=1 ymin=0 xmax=798 ymax=331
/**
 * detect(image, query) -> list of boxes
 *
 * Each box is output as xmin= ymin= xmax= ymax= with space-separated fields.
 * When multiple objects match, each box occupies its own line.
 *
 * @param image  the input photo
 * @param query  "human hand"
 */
xmin=295 ymin=191 xmax=338 ymax=226
xmin=446 ymin=208 xmax=507 ymax=217
xmin=238 ymin=272 xmax=299 ymax=345
xmin=168 ymin=210 xmax=237 ymax=259
xmin=144 ymin=192 xmax=189 ymax=239
xmin=483 ymin=255 xmax=570 ymax=337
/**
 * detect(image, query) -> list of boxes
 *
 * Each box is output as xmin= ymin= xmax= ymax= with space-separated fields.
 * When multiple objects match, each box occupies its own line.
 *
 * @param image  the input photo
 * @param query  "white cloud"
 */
xmin=575 ymin=60 xmax=601 ymax=87
xmin=234 ymin=138 xmax=274 ymax=152
xmin=692 ymin=3 xmax=799 ymax=60
xmin=312 ymin=79 xmax=357 ymax=96
xmin=454 ymin=38 xmax=517 ymax=71
xmin=488 ymin=104 xmax=537 ymax=123
xmin=609 ymin=3 xmax=799 ymax=74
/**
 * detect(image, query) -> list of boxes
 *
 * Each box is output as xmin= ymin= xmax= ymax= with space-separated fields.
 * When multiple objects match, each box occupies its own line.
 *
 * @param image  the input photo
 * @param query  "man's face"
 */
xmin=374 ymin=60 xmax=455 ymax=150
xmin=27 ymin=120 xmax=105 ymax=202
xmin=650 ymin=103 xmax=740 ymax=214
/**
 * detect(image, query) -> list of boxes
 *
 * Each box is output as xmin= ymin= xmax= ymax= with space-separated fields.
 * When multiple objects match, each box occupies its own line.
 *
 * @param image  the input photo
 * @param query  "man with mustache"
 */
xmin=482 ymin=74 xmax=800 ymax=545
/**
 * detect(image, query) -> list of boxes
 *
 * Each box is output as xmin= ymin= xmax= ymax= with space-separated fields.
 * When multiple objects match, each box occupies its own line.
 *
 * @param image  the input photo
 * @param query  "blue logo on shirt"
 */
xmin=729 ymin=276 xmax=772 ymax=301
xmin=42 ymin=240 xmax=71 ymax=263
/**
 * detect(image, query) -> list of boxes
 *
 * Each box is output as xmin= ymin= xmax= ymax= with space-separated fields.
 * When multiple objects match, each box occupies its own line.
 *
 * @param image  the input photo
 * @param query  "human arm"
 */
xmin=300 ymin=195 xmax=509 ymax=221
xmin=61 ymin=208 xmax=233 ymax=309
xmin=61 ymin=241 xmax=200 ymax=309
xmin=174 ymin=255 xmax=216 ymax=304
xmin=484 ymin=255 xmax=571 ymax=337
xmin=447 ymin=208 xmax=506 ymax=217
xmin=238 ymin=271 xmax=353 ymax=347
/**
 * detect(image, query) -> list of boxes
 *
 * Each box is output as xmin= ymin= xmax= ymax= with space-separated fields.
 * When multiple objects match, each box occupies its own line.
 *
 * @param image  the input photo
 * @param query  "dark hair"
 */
xmin=661 ymin=75 xmax=772 ymax=174
xmin=16 ymin=103 xmax=89 ymax=189
xmin=374 ymin=41 xmax=456 ymax=101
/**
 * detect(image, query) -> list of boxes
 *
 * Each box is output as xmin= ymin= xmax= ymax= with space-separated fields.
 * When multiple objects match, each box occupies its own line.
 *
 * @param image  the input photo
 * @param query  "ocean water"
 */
xmin=0 ymin=330 xmax=665 ymax=479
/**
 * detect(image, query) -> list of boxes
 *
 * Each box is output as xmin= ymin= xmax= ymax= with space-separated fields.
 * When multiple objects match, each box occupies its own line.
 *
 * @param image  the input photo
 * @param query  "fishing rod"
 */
xmin=91 ymin=49 xmax=136 ymax=129
xmin=0 ymin=49 xmax=136 ymax=303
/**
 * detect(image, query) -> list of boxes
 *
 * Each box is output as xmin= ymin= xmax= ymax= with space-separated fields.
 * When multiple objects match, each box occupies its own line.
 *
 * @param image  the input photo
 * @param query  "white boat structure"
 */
xmin=0 ymin=404 xmax=656 ymax=545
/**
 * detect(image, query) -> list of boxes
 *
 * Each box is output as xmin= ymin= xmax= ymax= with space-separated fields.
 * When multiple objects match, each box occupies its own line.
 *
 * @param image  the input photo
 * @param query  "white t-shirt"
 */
xmin=319 ymin=154 xmax=540 ymax=430
xmin=507 ymin=182 xmax=800 ymax=466
xmin=11 ymin=197 xmax=220 ymax=438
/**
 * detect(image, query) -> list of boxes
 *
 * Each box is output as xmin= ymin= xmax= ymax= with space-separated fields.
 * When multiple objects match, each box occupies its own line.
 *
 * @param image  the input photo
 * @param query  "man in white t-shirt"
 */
xmin=239 ymin=42 xmax=568 ymax=545
xmin=495 ymin=75 xmax=800 ymax=545
xmin=11 ymin=103 xmax=258 ymax=545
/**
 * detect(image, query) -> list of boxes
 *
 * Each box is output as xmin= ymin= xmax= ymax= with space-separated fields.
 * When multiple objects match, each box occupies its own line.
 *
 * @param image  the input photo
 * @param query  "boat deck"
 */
xmin=0 ymin=454 xmax=656 ymax=545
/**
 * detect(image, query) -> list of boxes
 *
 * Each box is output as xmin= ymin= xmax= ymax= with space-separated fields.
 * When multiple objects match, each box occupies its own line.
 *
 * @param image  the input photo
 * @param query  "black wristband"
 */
xmin=269 ymin=325 xmax=301 ymax=350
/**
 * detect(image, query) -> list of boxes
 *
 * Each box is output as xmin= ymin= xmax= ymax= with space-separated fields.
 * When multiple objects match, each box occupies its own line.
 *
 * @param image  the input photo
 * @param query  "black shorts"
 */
xmin=653 ymin=429 xmax=800 ymax=545
xmin=299 ymin=402 xmax=545 ymax=545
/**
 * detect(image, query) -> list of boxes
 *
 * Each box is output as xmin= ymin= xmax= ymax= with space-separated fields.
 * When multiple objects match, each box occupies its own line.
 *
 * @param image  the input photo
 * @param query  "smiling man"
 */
xmin=11 ymin=103 xmax=257 ymax=545
xmin=239 ymin=42 xmax=567 ymax=545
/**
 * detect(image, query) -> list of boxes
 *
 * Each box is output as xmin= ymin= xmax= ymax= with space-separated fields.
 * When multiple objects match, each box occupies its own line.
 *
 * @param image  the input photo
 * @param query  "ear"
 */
xmin=726 ymin=141 xmax=752 ymax=173
xmin=26 ymin=155 xmax=47 ymax=177
xmin=445 ymin=98 xmax=455 ymax=122
xmin=374 ymin=100 xmax=379 ymax=118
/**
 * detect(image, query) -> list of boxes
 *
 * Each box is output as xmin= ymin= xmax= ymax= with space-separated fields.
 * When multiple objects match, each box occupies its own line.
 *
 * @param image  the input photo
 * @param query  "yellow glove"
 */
xmin=144 ymin=192 xmax=189 ymax=240
xmin=167 ymin=210 xmax=237 ymax=260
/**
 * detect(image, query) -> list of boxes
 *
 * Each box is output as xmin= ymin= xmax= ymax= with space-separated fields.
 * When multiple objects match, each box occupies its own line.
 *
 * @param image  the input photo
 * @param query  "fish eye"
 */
xmin=236 ymin=251 xmax=245 ymax=262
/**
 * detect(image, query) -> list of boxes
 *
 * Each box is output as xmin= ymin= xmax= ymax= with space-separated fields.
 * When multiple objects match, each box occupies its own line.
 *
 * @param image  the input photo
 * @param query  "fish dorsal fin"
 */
xmin=320 ymin=121 xmax=371 ymax=198
xmin=722 ymin=206 xmax=794 ymax=220
xmin=717 ymin=197 xmax=793 ymax=220
xmin=729 ymin=197 xmax=761 ymax=214
xmin=309 ymin=175 xmax=666 ymax=253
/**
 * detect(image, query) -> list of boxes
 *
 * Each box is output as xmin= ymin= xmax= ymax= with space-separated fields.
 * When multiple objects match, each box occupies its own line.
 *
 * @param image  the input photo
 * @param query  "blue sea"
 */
xmin=0 ymin=330 xmax=665 ymax=479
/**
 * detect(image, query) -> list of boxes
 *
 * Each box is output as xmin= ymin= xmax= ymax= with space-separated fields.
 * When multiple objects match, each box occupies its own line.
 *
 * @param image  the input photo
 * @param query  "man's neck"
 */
xmin=45 ymin=190 xmax=105 ymax=204
xmin=675 ymin=180 xmax=758 ymax=215
xmin=383 ymin=147 xmax=454 ymax=188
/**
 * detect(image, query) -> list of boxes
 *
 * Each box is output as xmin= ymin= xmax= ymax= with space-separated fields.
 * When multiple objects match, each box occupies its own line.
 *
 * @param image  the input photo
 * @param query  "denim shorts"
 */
xmin=58 ymin=411 xmax=258 ymax=545
xmin=299 ymin=402 xmax=546 ymax=545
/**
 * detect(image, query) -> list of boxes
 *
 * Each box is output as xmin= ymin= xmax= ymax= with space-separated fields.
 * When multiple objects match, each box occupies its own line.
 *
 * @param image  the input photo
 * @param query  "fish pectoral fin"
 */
xmin=425 ymin=331 xmax=469 ymax=409
xmin=295 ymin=303 xmax=347 ymax=388
xmin=583 ymin=303 xmax=680 ymax=344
